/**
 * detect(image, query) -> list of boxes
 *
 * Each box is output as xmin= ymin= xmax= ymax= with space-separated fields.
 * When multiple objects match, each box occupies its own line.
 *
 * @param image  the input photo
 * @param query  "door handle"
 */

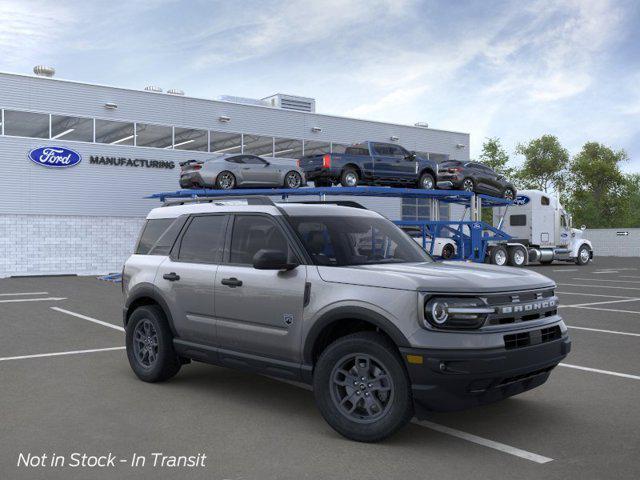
xmin=221 ymin=277 xmax=243 ymax=288
xmin=163 ymin=272 xmax=180 ymax=281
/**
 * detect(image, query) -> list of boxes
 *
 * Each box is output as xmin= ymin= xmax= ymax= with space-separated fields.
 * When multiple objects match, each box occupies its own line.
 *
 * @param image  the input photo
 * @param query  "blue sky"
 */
xmin=1 ymin=0 xmax=639 ymax=171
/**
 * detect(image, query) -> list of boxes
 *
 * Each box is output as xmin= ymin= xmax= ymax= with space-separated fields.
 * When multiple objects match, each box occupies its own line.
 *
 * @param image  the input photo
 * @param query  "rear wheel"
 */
xmin=340 ymin=168 xmax=359 ymax=187
xmin=441 ymin=243 xmax=455 ymax=259
xmin=126 ymin=305 xmax=181 ymax=383
xmin=507 ymin=245 xmax=527 ymax=267
xmin=216 ymin=171 xmax=236 ymax=190
xmin=489 ymin=245 xmax=508 ymax=266
xmin=284 ymin=171 xmax=303 ymax=189
xmin=503 ymin=187 xmax=516 ymax=201
xmin=418 ymin=172 xmax=435 ymax=190
xmin=313 ymin=332 xmax=413 ymax=442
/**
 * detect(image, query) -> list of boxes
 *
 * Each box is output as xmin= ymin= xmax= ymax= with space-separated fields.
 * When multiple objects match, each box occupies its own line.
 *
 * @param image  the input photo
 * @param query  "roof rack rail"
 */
xmin=287 ymin=200 xmax=368 ymax=209
xmin=162 ymin=195 xmax=275 ymax=207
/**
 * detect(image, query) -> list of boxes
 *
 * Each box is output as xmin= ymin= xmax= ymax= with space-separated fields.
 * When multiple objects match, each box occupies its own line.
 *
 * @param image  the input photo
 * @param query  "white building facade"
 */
xmin=0 ymin=71 xmax=470 ymax=277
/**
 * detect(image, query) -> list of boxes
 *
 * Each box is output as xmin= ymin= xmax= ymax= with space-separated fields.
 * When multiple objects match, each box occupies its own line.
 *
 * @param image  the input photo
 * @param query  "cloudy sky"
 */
xmin=1 ymin=0 xmax=639 ymax=170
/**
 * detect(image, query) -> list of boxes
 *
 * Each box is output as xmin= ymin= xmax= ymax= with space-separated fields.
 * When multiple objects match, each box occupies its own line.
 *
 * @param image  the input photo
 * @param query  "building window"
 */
xmin=136 ymin=123 xmax=173 ymax=149
xmin=243 ymin=134 xmax=274 ymax=156
xmin=303 ymin=140 xmax=330 ymax=156
xmin=51 ymin=114 xmax=93 ymax=142
xmin=95 ymin=119 xmax=135 ymax=145
xmin=3 ymin=110 xmax=49 ymax=138
xmin=210 ymin=131 xmax=242 ymax=154
xmin=173 ymin=127 xmax=208 ymax=151
xmin=331 ymin=143 xmax=349 ymax=154
xmin=273 ymin=137 xmax=303 ymax=158
xmin=402 ymin=198 xmax=431 ymax=221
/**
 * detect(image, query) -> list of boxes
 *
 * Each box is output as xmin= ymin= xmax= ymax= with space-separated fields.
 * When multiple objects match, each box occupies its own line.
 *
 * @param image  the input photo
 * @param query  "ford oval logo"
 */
xmin=28 ymin=146 xmax=82 ymax=168
xmin=513 ymin=195 xmax=530 ymax=206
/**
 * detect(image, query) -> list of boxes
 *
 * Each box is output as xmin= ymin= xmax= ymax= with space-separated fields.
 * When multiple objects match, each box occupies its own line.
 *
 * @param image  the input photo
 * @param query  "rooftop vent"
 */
xmin=414 ymin=122 xmax=429 ymax=128
xmin=144 ymin=85 xmax=163 ymax=93
xmin=33 ymin=65 xmax=55 ymax=77
xmin=262 ymin=94 xmax=316 ymax=113
xmin=218 ymin=95 xmax=270 ymax=107
xmin=167 ymin=88 xmax=185 ymax=96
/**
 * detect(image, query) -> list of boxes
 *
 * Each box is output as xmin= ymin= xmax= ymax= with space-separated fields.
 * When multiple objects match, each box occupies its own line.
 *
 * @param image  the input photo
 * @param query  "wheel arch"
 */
xmin=303 ymin=306 xmax=410 ymax=367
xmin=124 ymin=283 xmax=177 ymax=336
xmin=342 ymin=163 xmax=363 ymax=177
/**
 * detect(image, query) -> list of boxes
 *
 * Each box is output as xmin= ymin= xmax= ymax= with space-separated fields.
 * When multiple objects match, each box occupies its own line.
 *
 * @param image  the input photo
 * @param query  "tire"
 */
xmin=284 ymin=170 xmax=303 ymax=189
xmin=507 ymin=245 xmax=527 ymax=267
xmin=313 ymin=331 xmax=413 ymax=443
xmin=503 ymin=187 xmax=516 ymax=201
xmin=126 ymin=305 xmax=181 ymax=383
xmin=462 ymin=178 xmax=475 ymax=192
xmin=215 ymin=171 xmax=236 ymax=190
xmin=441 ymin=243 xmax=455 ymax=259
xmin=575 ymin=245 xmax=591 ymax=265
xmin=489 ymin=245 xmax=508 ymax=266
xmin=314 ymin=179 xmax=332 ymax=188
xmin=340 ymin=168 xmax=359 ymax=187
xmin=418 ymin=172 xmax=435 ymax=190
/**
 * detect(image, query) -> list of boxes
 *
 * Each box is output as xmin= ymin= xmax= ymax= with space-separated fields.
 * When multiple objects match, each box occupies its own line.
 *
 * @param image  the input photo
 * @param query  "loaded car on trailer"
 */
xmin=436 ymin=160 xmax=517 ymax=200
xmin=297 ymin=141 xmax=439 ymax=189
xmin=122 ymin=195 xmax=570 ymax=442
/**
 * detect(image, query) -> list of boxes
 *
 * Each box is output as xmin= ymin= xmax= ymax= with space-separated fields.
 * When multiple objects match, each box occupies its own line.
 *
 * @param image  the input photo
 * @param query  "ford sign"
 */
xmin=513 ymin=195 xmax=530 ymax=206
xmin=28 ymin=146 xmax=82 ymax=168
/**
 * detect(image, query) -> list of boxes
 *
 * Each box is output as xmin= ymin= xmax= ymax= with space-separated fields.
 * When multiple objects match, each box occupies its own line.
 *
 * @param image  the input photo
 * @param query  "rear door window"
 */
xmin=136 ymin=219 xmax=175 ymax=254
xmin=229 ymin=215 xmax=293 ymax=265
xmin=177 ymin=215 xmax=228 ymax=263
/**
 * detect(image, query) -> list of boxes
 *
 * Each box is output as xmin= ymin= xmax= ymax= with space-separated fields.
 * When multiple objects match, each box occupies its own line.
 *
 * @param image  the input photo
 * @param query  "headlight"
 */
xmin=424 ymin=297 xmax=494 ymax=329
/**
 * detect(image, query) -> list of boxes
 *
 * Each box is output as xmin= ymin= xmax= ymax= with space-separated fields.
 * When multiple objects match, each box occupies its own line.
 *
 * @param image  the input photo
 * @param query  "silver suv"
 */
xmin=123 ymin=196 xmax=570 ymax=442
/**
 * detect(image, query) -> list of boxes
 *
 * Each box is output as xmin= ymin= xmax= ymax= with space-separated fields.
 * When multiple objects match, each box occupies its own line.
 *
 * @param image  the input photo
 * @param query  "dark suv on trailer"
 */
xmin=122 ymin=196 xmax=570 ymax=442
xmin=437 ymin=160 xmax=516 ymax=199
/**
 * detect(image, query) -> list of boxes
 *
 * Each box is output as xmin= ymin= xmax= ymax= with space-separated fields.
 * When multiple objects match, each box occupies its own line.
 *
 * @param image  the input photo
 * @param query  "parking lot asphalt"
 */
xmin=1 ymin=258 xmax=639 ymax=480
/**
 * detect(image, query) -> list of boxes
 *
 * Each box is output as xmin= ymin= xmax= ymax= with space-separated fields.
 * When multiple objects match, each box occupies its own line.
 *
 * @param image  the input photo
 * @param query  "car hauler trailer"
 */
xmin=150 ymin=186 xmax=516 ymax=265
xmin=490 ymin=189 xmax=593 ymax=266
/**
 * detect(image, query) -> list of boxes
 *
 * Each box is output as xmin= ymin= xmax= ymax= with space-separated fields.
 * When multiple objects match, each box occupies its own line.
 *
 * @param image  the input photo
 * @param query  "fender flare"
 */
xmin=302 ymin=306 xmax=410 ymax=364
xmin=124 ymin=283 xmax=177 ymax=335
xmin=571 ymin=239 xmax=593 ymax=258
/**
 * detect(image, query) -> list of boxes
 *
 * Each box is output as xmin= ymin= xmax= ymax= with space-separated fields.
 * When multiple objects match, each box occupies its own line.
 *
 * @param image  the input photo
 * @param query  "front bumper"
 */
xmin=401 ymin=335 xmax=571 ymax=415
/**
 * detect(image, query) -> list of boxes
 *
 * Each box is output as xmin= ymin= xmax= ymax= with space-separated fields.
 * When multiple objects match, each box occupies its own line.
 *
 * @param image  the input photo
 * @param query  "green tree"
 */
xmin=515 ymin=135 xmax=569 ymax=192
xmin=624 ymin=174 xmax=640 ymax=227
xmin=478 ymin=137 xmax=515 ymax=178
xmin=565 ymin=142 xmax=629 ymax=228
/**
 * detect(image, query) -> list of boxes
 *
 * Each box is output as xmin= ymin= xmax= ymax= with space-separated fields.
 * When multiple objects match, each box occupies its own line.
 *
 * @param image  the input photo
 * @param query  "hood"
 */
xmin=317 ymin=261 xmax=554 ymax=293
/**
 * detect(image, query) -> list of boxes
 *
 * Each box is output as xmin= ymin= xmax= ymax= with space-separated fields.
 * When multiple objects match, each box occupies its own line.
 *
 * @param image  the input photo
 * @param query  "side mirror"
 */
xmin=252 ymin=249 xmax=297 ymax=271
xmin=405 ymin=153 xmax=416 ymax=161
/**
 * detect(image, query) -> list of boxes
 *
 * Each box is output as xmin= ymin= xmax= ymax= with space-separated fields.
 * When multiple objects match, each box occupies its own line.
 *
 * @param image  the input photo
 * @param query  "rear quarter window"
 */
xmin=136 ymin=218 xmax=182 ymax=255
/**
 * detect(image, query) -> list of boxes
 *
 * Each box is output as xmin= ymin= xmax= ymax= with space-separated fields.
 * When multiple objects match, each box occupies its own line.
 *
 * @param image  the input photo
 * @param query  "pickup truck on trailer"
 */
xmin=298 ymin=141 xmax=440 ymax=189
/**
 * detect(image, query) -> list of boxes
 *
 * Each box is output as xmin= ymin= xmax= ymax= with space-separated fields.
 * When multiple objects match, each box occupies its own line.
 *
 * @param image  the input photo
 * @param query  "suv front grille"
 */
xmin=504 ymin=325 xmax=562 ymax=350
xmin=485 ymin=289 xmax=558 ymax=326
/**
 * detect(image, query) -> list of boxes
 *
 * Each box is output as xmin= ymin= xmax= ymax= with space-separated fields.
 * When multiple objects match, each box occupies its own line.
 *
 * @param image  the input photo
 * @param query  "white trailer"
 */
xmin=489 ymin=190 xmax=593 ymax=267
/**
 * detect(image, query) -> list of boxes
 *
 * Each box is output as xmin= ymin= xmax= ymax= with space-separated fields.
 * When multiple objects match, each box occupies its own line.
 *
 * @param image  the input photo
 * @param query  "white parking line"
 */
xmin=269 ymin=377 xmax=553 ymax=463
xmin=0 ymin=291 xmax=49 ymax=296
xmin=566 ymin=306 xmax=640 ymax=315
xmin=592 ymin=270 xmax=619 ymax=274
xmin=558 ymin=283 xmax=640 ymax=291
xmin=560 ymin=298 xmax=640 ymax=308
xmin=413 ymin=420 xmax=553 ymax=464
xmin=556 ymin=291 xmax=637 ymax=299
xmin=572 ymin=278 xmax=640 ymax=284
xmin=560 ymin=363 xmax=640 ymax=381
xmin=0 ymin=346 xmax=125 ymax=362
xmin=50 ymin=307 xmax=125 ymax=332
xmin=567 ymin=326 xmax=640 ymax=337
xmin=619 ymin=275 xmax=640 ymax=279
xmin=553 ymin=269 xmax=578 ymax=272
xmin=0 ymin=297 xmax=66 ymax=303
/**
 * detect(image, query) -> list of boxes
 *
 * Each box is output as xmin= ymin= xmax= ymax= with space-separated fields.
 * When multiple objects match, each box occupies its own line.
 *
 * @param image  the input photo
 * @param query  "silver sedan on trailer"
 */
xmin=179 ymin=154 xmax=307 ymax=190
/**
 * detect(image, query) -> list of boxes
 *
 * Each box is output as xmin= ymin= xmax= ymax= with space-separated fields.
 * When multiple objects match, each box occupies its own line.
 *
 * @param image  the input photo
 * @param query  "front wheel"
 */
xmin=284 ymin=171 xmax=303 ymax=189
xmin=313 ymin=332 xmax=413 ymax=442
xmin=441 ymin=243 xmax=455 ymax=259
xmin=126 ymin=305 xmax=181 ymax=383
xmin=462 ymin=178 xmax=475 ymax=192
xmin=418 ymin=172 xmax=435 ymax=190
xmin=576 ymin=245 xmax=592 ymax=265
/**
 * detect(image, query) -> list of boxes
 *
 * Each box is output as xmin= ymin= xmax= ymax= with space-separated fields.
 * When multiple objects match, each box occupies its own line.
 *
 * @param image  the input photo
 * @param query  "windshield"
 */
xmin=288 ymin=215 xmax=433 ymax=266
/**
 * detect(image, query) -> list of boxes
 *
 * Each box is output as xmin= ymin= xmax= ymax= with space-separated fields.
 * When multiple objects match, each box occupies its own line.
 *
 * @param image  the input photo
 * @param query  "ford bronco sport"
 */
xmin=123 ymin=196 xmax=570 ymax=442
